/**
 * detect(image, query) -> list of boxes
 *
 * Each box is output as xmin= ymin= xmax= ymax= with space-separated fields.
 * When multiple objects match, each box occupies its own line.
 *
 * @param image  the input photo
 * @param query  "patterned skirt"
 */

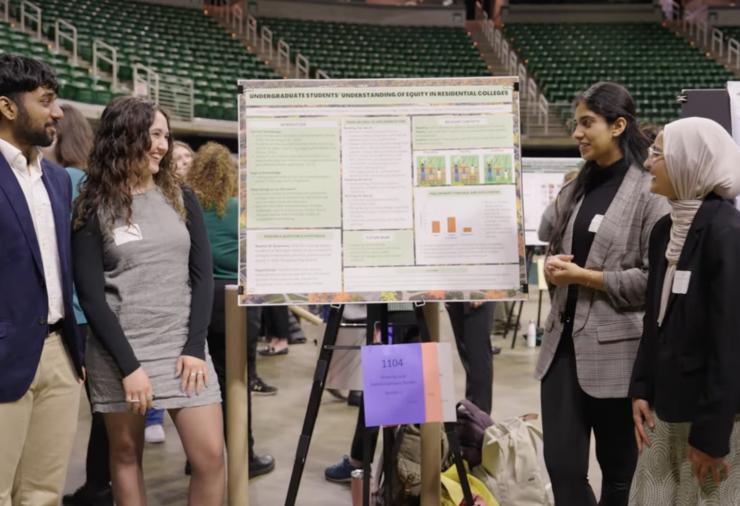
xmin=629 ymin=413 xmax=740 ymax=506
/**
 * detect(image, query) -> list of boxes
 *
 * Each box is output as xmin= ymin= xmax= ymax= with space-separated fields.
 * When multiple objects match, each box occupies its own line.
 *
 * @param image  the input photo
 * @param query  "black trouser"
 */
xmin=262 ymin=306 xmax=290 ymax=340
xmin=447 ymin=302 xmax=495 ymax=415
xmin=349 ymin=307 xmax=419 ymax=463
xmin=541 ymin=349 xmax=637 ymax=506
xmin=79 ymin=324 xmax=112 ymax=490
xmin=207 ymin=278 xmax=260 ymax=459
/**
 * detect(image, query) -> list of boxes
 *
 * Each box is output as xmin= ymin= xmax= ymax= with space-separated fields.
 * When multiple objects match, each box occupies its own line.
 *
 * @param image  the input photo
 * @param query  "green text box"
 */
xmin=343 ymin=230 xmax=415 ymax=267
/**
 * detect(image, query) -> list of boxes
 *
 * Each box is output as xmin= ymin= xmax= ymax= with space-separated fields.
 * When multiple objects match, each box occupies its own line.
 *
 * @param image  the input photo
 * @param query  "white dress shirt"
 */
xmin=0 ymin=138 xmax=64 ymax=324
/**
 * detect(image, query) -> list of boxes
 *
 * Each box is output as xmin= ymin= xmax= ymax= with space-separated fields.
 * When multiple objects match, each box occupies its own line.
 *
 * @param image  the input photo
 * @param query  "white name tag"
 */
xmin=672 ymin=271 xmax=691 ymax=295
xmin=588 ymin=214 xmax=604 ymax=233
xmin=112 ymin=224 xmax=143 ymax=246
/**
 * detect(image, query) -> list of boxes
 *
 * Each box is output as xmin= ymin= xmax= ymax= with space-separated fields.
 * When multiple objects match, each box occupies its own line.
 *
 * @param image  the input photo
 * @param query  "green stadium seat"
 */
xmin=504 ymin=22 xmax=737 ymax=126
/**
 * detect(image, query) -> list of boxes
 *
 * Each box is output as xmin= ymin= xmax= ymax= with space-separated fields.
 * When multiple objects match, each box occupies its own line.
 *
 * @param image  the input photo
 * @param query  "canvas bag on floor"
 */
xmin=472 ymin=415 xmax=551 ymax=506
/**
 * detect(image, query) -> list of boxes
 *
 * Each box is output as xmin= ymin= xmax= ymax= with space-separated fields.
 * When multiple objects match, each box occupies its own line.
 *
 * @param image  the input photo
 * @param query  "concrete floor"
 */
xmin=63 ymin=289 xmax=604 ymax=505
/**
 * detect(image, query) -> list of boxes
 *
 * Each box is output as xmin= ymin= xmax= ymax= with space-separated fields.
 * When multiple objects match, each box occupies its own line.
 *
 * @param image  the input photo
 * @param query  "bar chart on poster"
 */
xmin=237 ymin=77 xmax=528 ymax=305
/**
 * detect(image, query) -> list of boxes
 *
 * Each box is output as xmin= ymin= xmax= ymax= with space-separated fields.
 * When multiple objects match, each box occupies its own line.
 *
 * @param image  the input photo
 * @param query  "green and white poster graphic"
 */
xmin=238 ymin=77 xmax=527 ymax=305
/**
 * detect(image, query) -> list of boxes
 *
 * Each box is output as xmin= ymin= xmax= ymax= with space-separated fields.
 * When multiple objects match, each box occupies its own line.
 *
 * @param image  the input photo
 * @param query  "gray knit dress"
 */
xmin=85 ymin=188 xmax=221 ymax=413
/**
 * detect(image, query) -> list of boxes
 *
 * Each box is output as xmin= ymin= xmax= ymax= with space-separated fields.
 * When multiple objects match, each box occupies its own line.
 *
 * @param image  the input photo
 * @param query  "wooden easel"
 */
xmin=283 ymin=303 xmax=475 ymax=506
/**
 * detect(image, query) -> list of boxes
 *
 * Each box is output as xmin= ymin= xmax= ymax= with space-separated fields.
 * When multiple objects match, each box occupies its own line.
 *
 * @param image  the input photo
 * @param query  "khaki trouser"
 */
xmin=0 ymin=332 xmax=81 ymax=506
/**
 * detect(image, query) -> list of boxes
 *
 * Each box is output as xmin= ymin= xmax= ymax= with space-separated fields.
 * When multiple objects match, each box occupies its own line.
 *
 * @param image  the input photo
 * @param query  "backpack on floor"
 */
xmin=472 ymin=415 xmax=552 ymax=506
xmin=375 ymin=424 xmax=450 ymax=506
xmin=455 ymin=400 xmax=494 ymax=468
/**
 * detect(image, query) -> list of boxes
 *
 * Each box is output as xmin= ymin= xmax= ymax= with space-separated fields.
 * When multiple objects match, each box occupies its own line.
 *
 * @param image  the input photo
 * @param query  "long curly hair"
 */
xmin=75 ymin=96 xmax=185 ymax=230
xmin=186 ymin=141 xmax=237 ymax=219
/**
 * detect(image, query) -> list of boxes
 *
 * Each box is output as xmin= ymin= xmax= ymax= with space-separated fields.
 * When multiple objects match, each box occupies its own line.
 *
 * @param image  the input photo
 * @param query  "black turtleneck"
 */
xmin=557 ymin=157 xmax=630 ymax=356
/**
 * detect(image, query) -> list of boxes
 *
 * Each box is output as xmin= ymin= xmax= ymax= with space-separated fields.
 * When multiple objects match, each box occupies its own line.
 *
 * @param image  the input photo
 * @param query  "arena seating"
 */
xmin=7 ymin=0 xmax=280 ymax=120
xmin=504 ymin=22 xmax=737 ymax=125
xmin=0 ymin=20 xmax=124 ymax=105
xmin=256 ymin=17 xmax=491 ymax=79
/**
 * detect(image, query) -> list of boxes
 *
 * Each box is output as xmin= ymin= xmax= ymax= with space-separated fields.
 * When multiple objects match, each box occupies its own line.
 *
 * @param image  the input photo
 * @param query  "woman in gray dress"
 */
xmin=72 ymin=97 xmax=224 ymax=506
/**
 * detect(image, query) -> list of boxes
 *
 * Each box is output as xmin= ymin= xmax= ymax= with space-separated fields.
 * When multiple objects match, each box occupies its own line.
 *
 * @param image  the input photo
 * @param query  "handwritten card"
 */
xmin=361 ymin=342 xmax=456 ymax=427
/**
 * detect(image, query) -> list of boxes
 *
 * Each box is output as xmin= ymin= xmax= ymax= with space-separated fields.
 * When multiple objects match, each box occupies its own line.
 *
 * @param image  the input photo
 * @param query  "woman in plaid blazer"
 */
xmin=538 ymin=82 xmax=670 ymax=506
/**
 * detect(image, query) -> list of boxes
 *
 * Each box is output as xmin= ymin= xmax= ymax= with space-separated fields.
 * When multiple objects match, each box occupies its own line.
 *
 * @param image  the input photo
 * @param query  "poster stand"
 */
xmin=284 ymin=303 xmax=475 ymax=506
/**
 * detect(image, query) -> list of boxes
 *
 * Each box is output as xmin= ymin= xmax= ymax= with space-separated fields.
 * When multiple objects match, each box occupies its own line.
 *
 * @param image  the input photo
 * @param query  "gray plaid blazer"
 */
xmin=535 ymin=164 xmax=670 ymax=399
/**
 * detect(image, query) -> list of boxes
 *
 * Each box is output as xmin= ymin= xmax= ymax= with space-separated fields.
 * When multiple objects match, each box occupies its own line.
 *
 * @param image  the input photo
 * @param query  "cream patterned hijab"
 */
xmin=657 ymin=117 xmax=740 ymax=325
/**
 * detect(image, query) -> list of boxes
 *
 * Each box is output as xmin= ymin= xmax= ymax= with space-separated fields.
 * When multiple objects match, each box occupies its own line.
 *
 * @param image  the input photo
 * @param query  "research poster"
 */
xmin=238 ymin=77 xmax=527 ymax=305
xmin=522 ymin=158 xmax=583 ymax=246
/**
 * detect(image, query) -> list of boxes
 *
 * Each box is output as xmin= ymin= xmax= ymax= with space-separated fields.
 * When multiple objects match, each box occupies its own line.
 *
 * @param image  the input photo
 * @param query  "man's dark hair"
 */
xmin=0 ymin=54 xmax=59 ymax=102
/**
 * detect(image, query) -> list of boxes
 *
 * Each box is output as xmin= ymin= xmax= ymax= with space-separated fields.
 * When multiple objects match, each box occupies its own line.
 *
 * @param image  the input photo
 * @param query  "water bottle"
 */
xmin=527 ymin=320 xmax=537 ymax=348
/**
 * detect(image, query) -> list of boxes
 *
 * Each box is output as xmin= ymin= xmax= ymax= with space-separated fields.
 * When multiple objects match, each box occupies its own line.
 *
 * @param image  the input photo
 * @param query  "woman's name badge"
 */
xmin=113 ymin=224 xmax=143 ymax=246
xmin=588 ymin=214 xmax=604 ymax=233
xmin=672 ymin=271 xmax=691 ymax=294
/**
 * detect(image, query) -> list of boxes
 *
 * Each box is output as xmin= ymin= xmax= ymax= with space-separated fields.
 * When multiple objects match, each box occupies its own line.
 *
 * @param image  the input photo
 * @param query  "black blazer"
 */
xmin=629 ymin=193 xmax=740 ymax=458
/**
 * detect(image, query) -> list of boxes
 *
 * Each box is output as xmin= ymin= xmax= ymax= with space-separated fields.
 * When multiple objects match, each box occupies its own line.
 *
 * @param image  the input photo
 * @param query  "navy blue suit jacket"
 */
xmin=0 ymin=154 xmax=84 ymax=403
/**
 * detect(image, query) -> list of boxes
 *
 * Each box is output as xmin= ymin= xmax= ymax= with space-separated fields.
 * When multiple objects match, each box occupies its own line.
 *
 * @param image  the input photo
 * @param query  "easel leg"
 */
xmin=511 ymin=301 xmax=524 ymax=349
xmin=284 ymin=305 xmax=345 ymax=506
xmin=537 ymin=287 xmax=543 ymax=329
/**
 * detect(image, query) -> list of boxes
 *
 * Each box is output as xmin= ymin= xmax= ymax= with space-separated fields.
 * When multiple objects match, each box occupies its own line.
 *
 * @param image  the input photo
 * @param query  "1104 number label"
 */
xmin=382 ymin=359 xmax=404 ymax=368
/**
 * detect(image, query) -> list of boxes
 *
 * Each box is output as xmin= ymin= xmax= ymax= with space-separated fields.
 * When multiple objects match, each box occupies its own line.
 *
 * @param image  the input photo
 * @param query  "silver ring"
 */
xmin=131 ymin=399 xmax=141 ymax=404
xmin=197 ymin=371 xmax=204 ymax=376
xmin=190 ymin=372 xmax=196 ymax=378
xmin=126 ymin=398 xmax=134 ymax=402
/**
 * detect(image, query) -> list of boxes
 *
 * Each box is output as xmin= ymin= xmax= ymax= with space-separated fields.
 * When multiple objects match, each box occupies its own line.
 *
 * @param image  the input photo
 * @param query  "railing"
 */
xmin=93 ymin=39 xmax=118 ymax=90
xmin=133 ymin=63 xmax=159 ymax=104
xmin=260 ymin=26 xmax=273 ymax=60
xmin=55 ymin=19 xmax=77 ymax=66
xmin=247 ymin=15 xmax=258 ymax=45
xmin=277 ymin=39 xmax=290 ymax=69
xmin=133 ymin=63 xmax=195 ymax=121
xmin=0 ymin=0 xmax=8 ymax=24
xmin=231 ymin=2 xmax=243 ymax=35
xmin=296 ymin=54 xmax=309 ymax=79
xmin=316 ymin=69 xmax=329 ymax=79
xmin=681 ymin=6 xmax=740 ymax=70
xmin=21 ymin=0 xmax=41 ymax=40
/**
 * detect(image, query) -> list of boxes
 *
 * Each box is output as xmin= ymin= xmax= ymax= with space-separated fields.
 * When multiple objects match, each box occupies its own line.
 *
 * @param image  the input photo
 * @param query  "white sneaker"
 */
xmin=145 ymin=424 xmax=166 ymax=444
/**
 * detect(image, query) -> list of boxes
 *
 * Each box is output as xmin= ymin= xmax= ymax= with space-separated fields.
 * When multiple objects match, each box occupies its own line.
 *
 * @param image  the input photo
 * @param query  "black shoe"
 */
xmin=185 ymin=460 xmax=192 ymax=476
xmin=347 ymin=390 xmax=362 ymax=407
xmin=492 ymin=346 xmax=502 ymax=355
xmin=62 ymin=484 xmax=113 ymax=506
xmin=250 ymin=376 xmax=278 ymax=396
xmin=249 ymin=454 xmax=275 ymax=479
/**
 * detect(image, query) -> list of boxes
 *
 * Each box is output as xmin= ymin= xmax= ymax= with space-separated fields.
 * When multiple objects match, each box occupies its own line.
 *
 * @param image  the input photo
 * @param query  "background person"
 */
xmin=172 ymin=140 xmax=194 ymax=178
xmin=186 ymin=141 xmax=276 ymax=478
xmin=0 ymin=54 xmax=85 ymax=506
xmin=630 ymin=118 xmax=740 ymax=505
xmin=539 ymin=81 xmax=669 ymax=506
xmin=72 ymin=97 xmax=225 ymax=506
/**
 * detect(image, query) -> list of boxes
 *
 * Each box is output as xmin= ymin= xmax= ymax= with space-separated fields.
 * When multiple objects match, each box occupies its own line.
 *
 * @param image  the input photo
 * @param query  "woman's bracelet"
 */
xmin=585 ymin=269 xmax=592 ymax=288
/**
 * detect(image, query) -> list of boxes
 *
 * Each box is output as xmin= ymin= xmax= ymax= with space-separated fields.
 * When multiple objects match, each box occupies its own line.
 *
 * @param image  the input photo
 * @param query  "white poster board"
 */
xmin=238 ymin=77 xmax=528 ymax=305
xmin=521 ymin=157 xmax=583 ymax=246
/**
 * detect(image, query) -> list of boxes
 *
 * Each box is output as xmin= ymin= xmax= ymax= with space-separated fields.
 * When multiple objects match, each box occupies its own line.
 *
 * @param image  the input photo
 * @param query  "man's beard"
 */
xmin=14 ymin=101 xmax=55 ymax=148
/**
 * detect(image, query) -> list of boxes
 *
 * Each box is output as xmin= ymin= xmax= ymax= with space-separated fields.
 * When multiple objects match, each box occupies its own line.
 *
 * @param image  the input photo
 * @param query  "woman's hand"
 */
xmin=122 ymin=367 xmax=154 ymax=415
xmin=176 ymin=355 xmax=209 ymax=396
xmin=632 ymin=399 xmax=654 ymax=453
xmin=688 ymin=445 xmax=729 ymax=486
xmin=545 ymin=255 xmax=585 ymax=287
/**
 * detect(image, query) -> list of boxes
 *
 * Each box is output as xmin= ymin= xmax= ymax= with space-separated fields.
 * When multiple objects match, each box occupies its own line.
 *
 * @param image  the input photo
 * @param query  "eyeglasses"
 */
xmin=648 ymin=146 xmax=664 ymax=160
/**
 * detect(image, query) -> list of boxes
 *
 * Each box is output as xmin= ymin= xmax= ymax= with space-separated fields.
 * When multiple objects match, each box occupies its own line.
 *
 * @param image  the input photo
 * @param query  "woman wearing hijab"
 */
xmin=630 ymin=117 xmax=740 ymax=505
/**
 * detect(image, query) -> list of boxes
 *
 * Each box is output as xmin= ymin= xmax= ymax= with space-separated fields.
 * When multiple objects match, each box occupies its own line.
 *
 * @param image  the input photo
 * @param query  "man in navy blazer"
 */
xmin=0 ymin=55 xmax=85 ymax=506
